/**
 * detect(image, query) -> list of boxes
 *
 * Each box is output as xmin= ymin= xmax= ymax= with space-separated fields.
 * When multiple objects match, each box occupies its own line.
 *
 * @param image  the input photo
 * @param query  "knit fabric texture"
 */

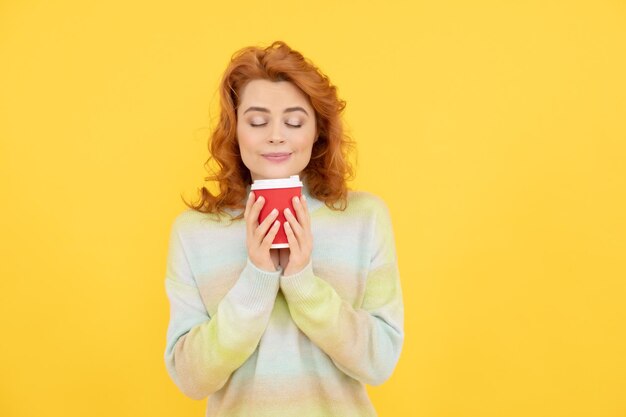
xmin=164 ymin=183 xmax=404 ymax=417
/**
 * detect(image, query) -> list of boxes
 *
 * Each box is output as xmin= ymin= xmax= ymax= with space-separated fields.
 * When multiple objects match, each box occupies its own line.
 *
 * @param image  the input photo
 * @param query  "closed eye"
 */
xmin=249 ymin=122 xmax=302 ymax=128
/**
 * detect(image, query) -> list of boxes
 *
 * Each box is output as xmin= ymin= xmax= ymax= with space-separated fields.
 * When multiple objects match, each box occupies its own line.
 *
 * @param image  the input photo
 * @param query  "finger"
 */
xmin=244 ymin=192 xmax=255 ymax=236
xmin=250 ymin=195 xmax=265 ymax=228
xmin=284 ymin=221 xmax=300 ymax=252
xmin=300 ymin=194 xmax=311 ymax=223
xmin=244 ymin=192 xmax=255 ymax=230
xmin=300 ymin=195 xmax=312 ymax=239
xmin=284 ymin=209 xmax=305 ymax=253
xmin=244 ymin=192 xmax=254 ymax=217
xmin=284 ymin=207 xmax=304 ymax=237
xmin=292 ymin=196 xmax=309 ymax=229
xmin=261 ymin=220 xmax=281 ymax=249
xmin=255 ymin=208 xmax=279 ymax=242
xmin=270 ymin=248 xmax=280 ymax=269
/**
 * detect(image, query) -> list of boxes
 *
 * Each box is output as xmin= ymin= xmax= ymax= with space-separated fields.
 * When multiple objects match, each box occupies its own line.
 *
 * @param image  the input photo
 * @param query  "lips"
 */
xmin=262 ymin=152 xmax=292 ymax=157
xmin=262 ymin=152 xmax=292 ymax=162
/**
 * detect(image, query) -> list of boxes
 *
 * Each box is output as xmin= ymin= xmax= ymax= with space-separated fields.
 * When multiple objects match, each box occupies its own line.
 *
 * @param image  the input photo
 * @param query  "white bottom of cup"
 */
xmin=271 ymin=243 xmax=289 ymax=249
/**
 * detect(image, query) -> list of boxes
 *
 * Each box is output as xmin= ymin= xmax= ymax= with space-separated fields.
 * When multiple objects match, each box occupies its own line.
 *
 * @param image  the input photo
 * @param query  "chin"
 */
xmin=255 ymin=170 xmax=299 ymax=180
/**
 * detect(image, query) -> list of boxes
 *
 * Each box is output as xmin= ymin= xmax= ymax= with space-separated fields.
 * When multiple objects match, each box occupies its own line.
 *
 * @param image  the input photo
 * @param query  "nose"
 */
xmin=268 ymin=123 xmax=286 ymax=143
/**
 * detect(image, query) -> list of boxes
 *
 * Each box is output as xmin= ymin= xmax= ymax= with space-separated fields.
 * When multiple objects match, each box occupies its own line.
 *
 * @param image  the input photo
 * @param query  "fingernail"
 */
xmin=271 ymin=208 xmax=278 ymax=215
xmin=285 ymin=208 xmax=291 ymax=215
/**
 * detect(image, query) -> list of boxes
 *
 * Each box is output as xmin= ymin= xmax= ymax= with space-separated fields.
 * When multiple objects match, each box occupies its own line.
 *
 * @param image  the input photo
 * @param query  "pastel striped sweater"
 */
xmin=164 ymin=183 xmax=404 ymax=416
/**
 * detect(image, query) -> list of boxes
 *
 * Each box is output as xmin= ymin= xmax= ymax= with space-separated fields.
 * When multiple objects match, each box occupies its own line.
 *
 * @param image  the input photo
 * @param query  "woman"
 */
xmin=164 ymin=41 xmax=404 ymax=417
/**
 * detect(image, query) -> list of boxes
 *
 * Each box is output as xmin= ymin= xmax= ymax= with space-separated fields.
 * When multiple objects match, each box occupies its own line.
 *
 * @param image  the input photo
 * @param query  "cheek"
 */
xmin=236 ymin=128 xmax=256 ymax=152
xmin=294 ymin=128 xmax=317 ymax=150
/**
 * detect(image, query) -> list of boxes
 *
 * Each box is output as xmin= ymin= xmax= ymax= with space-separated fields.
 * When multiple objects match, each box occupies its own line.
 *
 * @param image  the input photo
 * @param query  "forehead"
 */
xmin=238 ymin=79 xmax=312 ymax=109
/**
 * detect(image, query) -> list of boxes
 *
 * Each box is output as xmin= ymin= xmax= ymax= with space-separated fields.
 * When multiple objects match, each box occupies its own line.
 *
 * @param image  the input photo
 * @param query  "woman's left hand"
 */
xmin=280 ymin=195 xmax=313 ymax=276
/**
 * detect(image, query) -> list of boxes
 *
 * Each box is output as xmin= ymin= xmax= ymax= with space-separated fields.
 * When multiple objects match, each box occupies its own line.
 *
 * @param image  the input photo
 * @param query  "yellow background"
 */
xmin=1 ymin=0 xmax=625 ymax=416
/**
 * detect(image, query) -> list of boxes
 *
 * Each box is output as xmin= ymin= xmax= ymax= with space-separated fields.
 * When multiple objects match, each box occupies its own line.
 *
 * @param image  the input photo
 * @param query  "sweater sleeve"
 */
xmin=279 ymin=199 xmax=404 ymax=386
xmin=163 ymin=219 xmax=281 ymax=400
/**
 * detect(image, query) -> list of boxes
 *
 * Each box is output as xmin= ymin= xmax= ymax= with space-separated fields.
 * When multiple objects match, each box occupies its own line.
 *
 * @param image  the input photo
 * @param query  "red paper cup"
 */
xmin=251 ymin=175 xmax=303 ymax=248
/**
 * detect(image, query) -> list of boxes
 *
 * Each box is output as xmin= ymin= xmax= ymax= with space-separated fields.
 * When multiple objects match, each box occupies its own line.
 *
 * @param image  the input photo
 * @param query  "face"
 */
xmin=236 ymin=79 xmax=317 ymax=181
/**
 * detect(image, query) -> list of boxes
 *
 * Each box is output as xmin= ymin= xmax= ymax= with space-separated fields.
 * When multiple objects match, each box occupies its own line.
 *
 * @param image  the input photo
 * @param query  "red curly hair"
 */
xmin=183 ymin=41 xmax=356 ymax=221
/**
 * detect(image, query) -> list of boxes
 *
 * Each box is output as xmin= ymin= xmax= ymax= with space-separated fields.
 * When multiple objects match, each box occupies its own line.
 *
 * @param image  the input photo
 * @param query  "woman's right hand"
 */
xmin=244 ymin=191 xmax=281 ymax=272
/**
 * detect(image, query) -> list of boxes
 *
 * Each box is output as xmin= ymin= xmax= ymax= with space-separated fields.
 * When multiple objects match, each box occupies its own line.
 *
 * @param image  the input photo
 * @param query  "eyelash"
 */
xmin=250 ymin=122 xmax=302 ymax=128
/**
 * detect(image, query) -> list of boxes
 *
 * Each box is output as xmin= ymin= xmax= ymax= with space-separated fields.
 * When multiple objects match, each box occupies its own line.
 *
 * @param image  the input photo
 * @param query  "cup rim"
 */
xmin=250 ymin=175 xmax=303 ymax=190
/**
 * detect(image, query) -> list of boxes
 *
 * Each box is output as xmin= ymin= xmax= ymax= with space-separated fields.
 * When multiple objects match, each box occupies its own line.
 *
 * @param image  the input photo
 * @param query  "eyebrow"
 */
xmin=243 ymin=106 xmax=309 ymax=116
